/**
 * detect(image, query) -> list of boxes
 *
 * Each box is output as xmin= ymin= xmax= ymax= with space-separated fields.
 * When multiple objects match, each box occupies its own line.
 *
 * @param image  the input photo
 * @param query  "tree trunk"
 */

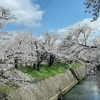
xmin=34 ymin=41 xmax=41 ymax=71
xmin=37 ymin=62 xmax=40 ymax=71
xmin=33 ymin=63 xmax=36 ymax=70
xmin=14 ymin=58 xmax=18 ymax=69
xmin=48 ymin=55 xmax=55 ymax=66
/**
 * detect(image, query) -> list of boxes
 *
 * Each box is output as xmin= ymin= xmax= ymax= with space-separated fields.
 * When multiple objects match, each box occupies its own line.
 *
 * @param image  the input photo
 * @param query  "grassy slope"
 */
xmin=18 ymin=62 xmax=82 ymax=79
xmin=18 ymin=63 xmax=69 ymax=79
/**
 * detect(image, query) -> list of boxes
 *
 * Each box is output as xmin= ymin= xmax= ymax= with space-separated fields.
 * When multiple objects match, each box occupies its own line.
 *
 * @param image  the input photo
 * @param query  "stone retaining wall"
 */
xmin=7 ymin=65 xmax=85 ymax=100
xmin=70 ymin=65 xmax=86 ymax=81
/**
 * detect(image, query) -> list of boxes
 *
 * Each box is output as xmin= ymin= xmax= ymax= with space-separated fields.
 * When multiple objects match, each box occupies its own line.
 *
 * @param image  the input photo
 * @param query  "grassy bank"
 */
xmin=18 ymin=62 xmax=82 ymax=79
xmin=9 ymin=62 xmax=82 ymax=80
xmin=18 ymin=63 xmax=69 ymax=79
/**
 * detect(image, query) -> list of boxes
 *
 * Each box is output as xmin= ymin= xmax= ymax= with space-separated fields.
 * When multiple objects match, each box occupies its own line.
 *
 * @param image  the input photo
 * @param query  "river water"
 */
xmin=63 ymin=72 xmax=100 ymax=100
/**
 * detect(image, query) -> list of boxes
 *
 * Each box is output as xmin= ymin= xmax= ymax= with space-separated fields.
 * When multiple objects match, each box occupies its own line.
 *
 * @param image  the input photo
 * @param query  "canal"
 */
xmin=63 ymin=72 xmax=100 ymax=100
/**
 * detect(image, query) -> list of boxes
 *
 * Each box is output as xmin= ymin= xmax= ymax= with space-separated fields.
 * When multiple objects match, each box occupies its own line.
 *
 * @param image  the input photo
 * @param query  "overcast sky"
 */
xmin=1 ymin=0 xmax=100 ymax=37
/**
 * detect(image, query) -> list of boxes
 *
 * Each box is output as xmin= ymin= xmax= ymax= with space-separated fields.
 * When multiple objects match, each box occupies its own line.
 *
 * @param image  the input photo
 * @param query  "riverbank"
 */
xmin=5 ymin=65 xmax=85 ymax=100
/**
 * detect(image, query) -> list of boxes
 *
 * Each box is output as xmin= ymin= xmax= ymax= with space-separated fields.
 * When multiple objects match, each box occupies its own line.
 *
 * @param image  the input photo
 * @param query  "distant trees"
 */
xmin=0 ymin=23 xmax=99 ymax=71
xmin=0 ymin=6 xmax=100 ymax=72
xmin=84 ymin=0 xmax=100 ymax=21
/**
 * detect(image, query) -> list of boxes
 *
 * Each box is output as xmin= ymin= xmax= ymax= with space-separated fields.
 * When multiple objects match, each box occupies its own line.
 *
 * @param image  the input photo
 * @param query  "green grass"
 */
xmin=71 ymin=62 xmax=82 ymax=69
xmin=0 ymin=84 xmax=19 ymax=93
xmin=9 ymin=62 xmax=82 ymax=80
xmin=18 ymin=63 xmax=69 ymax=79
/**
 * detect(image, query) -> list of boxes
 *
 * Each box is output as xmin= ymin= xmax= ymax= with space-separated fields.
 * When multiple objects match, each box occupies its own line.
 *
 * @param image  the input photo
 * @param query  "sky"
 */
xmin=0 ymin=0 xmax=100 ymax=37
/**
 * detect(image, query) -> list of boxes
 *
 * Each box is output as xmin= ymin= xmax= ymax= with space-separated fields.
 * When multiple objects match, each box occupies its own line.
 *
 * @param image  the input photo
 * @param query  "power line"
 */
xmin=29 ymin=0 xmax=51 ymax=33
xmin=43 ymin=0 xmax=51 ymax=10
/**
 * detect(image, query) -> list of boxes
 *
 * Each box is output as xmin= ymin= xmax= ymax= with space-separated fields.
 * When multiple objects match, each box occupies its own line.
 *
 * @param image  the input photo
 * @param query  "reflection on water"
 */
xmin=63 ymin=73 xmax=100 ymax=100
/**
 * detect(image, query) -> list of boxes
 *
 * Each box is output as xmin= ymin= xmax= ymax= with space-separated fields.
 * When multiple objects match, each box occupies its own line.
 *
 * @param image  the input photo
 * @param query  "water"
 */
xmin=63 ymin=73 xmax=100 ymax=100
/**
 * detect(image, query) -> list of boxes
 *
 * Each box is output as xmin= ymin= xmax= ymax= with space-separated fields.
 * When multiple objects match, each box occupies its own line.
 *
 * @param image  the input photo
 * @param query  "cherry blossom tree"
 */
xmin=0 ymin=31 xmax=37 ymax=69
xmin=36 ymin=31 xmax=62 ymax=67
xmin=59 ymin=37 xmax=86 ymax=64
xmin=84 ymin=0 xmax=100 ymax=21
xmin=0 ymin=6 xmax=16 ymax=65
xmin=10 ymin=31 xmax=37 ymax=69
xmin=59 ymin=22 xmax=97 ymax=65
xmin=0 ymin=7 xmax=17 ymax=27
xmin=0 ymin=6 xmax=17 ymax=71
xmin=65 ymin=22 xmax=94 ymax=46
xmin=0 ymin=7 xmax=17 ymax=40
xmin=91 ymin=37 xmax=100 ymax=66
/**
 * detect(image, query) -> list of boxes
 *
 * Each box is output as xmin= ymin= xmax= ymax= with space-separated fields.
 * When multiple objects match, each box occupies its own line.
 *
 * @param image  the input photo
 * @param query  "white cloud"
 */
xmin=58 ymin=28 xmax=66 ymax=34
xmin=0 ymin=0 xmax=44 ymax=27
xmin=58 ymin=28 xmax=69 ymax=37
xmin=58 ymin=17 xmax=100 ymax=38
xmin=82 ymin=17 xmax=100 ymax=33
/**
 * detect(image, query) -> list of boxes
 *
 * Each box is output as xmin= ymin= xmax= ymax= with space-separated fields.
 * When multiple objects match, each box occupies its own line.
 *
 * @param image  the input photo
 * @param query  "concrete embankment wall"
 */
xmin=7 ymin=66 xmax=85 ymax=100
xmin=69 ymin=65 xmax=86 ymax=81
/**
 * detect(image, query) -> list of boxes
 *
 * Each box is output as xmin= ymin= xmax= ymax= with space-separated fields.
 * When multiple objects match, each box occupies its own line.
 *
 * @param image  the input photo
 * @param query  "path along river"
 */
xmin=63 ymin=72 xmax=100 ymax=100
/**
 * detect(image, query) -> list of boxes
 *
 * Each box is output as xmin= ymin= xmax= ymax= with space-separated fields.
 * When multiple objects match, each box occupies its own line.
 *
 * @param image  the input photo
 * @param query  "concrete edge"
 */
xmin=49 ymin=80 xmax=78 ymax=100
